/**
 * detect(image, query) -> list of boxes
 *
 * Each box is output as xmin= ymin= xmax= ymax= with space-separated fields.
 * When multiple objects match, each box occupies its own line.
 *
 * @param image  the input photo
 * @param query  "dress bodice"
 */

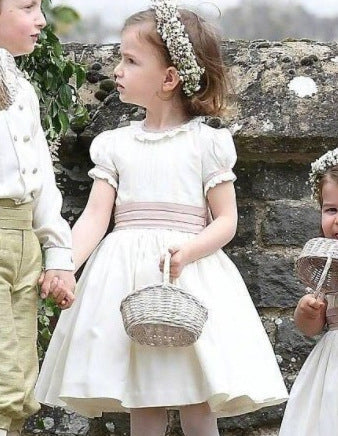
xmin=88 ymin=118 xmax=237 ymax=210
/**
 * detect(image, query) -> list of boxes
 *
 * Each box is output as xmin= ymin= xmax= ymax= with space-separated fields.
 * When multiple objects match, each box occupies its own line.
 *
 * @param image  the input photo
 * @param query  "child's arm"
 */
xmin=294 ymin=294 xmax=327 ymax=337
xmin=72 ymin=179 xmax=116 ymax=272
xmin=161 ymin=181 xmax=237 ymax=277
xmin=27 ymin=85 xmax=76 ymax=306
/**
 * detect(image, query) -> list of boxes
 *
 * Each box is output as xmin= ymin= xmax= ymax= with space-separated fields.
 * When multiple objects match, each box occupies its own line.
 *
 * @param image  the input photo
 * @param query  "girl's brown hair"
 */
xmin=122 ymin=8 xmax=234 ymax=117
xmin=318 ymin=165 xmax=338 ymax=207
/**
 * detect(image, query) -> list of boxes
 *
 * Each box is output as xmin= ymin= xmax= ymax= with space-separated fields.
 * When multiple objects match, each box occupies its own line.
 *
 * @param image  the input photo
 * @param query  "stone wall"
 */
xmin=25 ymin=39 xmax=338 ymax=435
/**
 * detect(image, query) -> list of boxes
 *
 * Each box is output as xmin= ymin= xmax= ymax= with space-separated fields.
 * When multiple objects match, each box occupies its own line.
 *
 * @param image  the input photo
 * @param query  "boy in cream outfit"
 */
xmin=0 ymin=1 xmax=76 ymax=434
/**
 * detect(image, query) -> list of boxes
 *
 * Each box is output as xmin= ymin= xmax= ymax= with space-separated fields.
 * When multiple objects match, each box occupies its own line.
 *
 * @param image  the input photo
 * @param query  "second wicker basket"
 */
xmin=296 ymin=237 xmax=338 ymax=296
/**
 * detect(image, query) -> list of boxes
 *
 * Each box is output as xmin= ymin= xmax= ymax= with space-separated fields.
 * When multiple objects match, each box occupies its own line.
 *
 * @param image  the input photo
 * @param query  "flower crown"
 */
xmin=151 ymin=0 xmax=205 ymax=97
xmin=309 ymin=148 xmax=338 ymax=200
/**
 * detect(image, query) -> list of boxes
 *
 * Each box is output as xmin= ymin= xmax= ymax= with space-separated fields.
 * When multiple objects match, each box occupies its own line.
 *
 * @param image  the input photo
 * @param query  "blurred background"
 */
xmin=53 ymin=0 xmax=338 ymax=43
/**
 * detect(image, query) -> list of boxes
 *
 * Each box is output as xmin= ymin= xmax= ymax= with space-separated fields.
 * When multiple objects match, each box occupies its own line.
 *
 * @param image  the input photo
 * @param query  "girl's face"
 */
xmin=114 ymin=24 xmax=170 ymax=108
xmin=0 ymin=0 xmax=46 ymax=56
xmin=321 ymin=179 xmax=338 ymax=239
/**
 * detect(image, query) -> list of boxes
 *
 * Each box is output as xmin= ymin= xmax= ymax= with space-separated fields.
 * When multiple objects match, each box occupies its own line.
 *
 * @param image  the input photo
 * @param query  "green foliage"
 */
xmin=17 ymin=0 xmax=89 ymax=143
xmin=37 ymin=297 xmax=61 ymax=361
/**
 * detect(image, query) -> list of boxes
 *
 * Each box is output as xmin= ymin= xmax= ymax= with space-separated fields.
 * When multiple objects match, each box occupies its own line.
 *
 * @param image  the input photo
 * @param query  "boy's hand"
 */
xmin=39 ymin=270 xmax=76 ymax=309
xmin=296 ymin=294 xmax=325 ymax=320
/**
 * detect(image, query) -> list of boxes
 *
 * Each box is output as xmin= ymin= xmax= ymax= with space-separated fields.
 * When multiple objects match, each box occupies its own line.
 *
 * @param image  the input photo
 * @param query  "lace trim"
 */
xmin=133 ymin=117 xmax=204 ymax=142
xmin=204 ymin=170 xmax=236 ymax=195
xmin=88 ymin=166 xmax=118 ymax=189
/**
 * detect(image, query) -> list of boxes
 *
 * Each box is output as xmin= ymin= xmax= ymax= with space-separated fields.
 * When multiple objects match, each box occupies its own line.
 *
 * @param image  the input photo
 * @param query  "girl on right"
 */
xmin=279 ymin=148 xmax=338 ymax=436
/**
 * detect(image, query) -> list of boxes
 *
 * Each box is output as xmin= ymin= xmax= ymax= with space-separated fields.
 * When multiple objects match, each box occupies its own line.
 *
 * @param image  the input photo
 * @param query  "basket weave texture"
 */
xmin=120 ymin=253 xmax=208 ymax=347
xmin=296 ymin=237 xmax=338 ymax=294
xmin=0 ymin=49 xmax=19 ymax=111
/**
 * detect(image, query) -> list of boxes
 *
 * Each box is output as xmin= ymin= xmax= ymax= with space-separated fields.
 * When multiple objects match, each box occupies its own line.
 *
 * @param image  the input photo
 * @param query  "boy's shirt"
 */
xmin=0 ymin=72 xmax=74 ymax=271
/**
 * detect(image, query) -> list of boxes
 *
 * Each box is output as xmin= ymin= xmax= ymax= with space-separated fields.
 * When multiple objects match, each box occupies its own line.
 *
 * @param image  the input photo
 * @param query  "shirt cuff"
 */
xmin=44 ymin=247 xmax=75 ymax=271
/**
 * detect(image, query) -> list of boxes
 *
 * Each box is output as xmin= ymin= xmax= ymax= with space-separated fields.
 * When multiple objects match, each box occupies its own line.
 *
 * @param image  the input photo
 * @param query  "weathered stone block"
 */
xmin=235 ymin=161 xmax=310 ymax=201
xmin=262 ymin=203 xmax=320 ymax=246
xmin=228 ymin=251 xmax=303 ymax=307
xmin=274 ymin=317 xmax=323 ymax=387
xmin=230 ymin=204 xmax=257 ymax=247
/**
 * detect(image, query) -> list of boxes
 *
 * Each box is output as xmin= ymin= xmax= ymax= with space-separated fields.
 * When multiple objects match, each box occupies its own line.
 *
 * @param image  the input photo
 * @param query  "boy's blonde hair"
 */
xmin=123 ymin=8 xmax=234 ymax=117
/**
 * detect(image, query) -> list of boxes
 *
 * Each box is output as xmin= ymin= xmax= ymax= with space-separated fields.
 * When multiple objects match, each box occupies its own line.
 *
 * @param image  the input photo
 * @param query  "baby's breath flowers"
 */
xmin=151 ymin=0 xmax=205 ymax=97
xmin=309 ymin=148 xmax=338 ymax=199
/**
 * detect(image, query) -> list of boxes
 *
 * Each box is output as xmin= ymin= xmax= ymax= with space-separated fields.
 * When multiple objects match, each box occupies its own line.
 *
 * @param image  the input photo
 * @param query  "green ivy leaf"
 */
xmin=59 ymin=83 xmax=73 ymax=107
xmin=58 ymin=109 xmax=70 ymax=134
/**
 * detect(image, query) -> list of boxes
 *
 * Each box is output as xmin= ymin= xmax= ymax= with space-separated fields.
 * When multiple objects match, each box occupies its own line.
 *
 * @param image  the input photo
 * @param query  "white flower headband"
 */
xmin=309 ymin=148 xmax=338 ymax=200
xmin=151 ymin=0 xmax=205 ymax=97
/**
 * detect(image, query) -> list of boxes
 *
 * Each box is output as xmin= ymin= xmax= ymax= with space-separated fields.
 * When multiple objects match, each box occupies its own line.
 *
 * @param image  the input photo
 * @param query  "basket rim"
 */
xmin=297 ymin=237 xmax=338 ymax=259
xmin=120 ymin=282 xmax=208 ymax=309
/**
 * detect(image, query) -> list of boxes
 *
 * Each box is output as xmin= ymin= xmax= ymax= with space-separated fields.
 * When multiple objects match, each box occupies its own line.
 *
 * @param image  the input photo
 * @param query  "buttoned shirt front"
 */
xmin=0 ymin=74 xmax=74 ymax=270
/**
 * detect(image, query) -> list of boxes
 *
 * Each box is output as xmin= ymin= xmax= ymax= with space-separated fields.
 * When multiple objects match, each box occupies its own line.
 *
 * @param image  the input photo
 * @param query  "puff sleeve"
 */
xmin=202 ymin=127 xmax=237 ymax=196
xmin=88 ymin=131 xmax=119 ymax=190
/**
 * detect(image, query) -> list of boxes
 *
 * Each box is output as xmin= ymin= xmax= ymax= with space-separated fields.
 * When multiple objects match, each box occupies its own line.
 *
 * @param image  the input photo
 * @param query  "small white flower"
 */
xmin=309 ymin=148 xmax=338 ymax=200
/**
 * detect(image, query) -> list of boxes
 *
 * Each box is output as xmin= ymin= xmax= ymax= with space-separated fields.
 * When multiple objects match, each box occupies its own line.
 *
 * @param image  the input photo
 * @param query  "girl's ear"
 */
xmin=162 ymin=66 xmax=181 ymax=93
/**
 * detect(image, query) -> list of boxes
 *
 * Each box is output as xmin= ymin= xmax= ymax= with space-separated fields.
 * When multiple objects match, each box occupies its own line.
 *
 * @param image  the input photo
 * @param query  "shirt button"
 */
xmin=19 ymin=104 xmax=24 ymax=110
xmin=22 ymin=168 xmax=26 ymax=175
xmin=13 ymin=135 xmax=18 ymax=141
xmin=32 ymin=168 xmax=38 ymax=174
xmin=23 ymin=135 xmax=30 ymax=142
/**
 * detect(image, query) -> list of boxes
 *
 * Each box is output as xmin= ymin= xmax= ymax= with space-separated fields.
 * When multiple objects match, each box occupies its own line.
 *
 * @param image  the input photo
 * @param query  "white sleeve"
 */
xmin=30 ymin=86 xmax=74 ymax=271
xmin=88 ymin=131 xmax=118 ymax=189
xmin=202 ymin=127 xmax=237 ymax=196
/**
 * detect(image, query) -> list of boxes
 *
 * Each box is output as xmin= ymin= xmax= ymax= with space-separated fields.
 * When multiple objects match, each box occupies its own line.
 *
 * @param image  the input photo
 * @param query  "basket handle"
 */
xmin=163 ymin=251 xmax=171 ymax=285
xmin=314 ymin=255 xmax=332 ymax=300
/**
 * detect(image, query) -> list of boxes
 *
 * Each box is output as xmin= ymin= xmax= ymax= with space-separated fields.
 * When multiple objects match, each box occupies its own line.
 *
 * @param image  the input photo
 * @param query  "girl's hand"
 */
xmin=297 ymin=294 xmax=325 ymax=320
xmin=159 ymin=246 xmax=190 ymax=279
xmin=294 ymin=293 xmax=327 ymax=337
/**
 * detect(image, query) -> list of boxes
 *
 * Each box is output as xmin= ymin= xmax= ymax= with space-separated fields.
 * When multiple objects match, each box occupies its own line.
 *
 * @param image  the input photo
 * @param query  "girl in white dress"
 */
xmin=35 ymin=1 xmax=288 ymax=435
xmin=279 ymin=149 xmax=338 ymax=436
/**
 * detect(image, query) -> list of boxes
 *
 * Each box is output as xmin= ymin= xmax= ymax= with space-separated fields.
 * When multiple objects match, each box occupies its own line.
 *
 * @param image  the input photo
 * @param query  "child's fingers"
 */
xmin=40 ymin=277 xmax=51 ymax=299
xmin=308 ymin=298 xmax=325 ymax=309
xmin=59 ymin=291 xmax=75 ymax=309
xmin=38 ymin=271 xmax=45 ymax=286
xmin=168 ymin=246 xmax=180 ymax=255
xmin=51 ymin=279 xmax=69 ymax=305
xmin=159 ymin=255 xmax=165 ymax=272
xmin=49 ymin=276 xmax=59 ymax=293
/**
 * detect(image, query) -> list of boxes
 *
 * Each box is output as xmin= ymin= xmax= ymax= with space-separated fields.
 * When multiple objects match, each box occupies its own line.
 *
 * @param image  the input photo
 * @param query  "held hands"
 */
xmin=294 ymin=291 xmax=327 ymax=337
xmin=159 ymin=246 xmax=190 ymax=279
xmin=39 ymin=270 xmax=76 ymax=309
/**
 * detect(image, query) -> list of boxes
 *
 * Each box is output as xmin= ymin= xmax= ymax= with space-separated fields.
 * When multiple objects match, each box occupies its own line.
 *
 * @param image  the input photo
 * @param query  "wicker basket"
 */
xmin=120 ymin=253 xmax=208 ymax=347
xmin=0 ymin=49 xmax=19 ymax=111
xmin=296 ymin=237 xmax=338 ymax=296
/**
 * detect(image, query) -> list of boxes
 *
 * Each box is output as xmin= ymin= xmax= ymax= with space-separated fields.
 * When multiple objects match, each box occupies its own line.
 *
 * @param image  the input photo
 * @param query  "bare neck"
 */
xmin=144 ymin=95 xmax=190 ymax=132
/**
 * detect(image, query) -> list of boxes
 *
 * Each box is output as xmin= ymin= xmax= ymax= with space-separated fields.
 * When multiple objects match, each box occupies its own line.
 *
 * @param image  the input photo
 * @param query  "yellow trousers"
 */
xmin=0 ymin=200 xmax=42 ymax=432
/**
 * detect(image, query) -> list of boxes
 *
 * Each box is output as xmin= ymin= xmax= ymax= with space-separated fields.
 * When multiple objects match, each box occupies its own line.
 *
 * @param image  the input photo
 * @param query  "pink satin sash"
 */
xmin=114 ymin=202 xmax=207 ymax=234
